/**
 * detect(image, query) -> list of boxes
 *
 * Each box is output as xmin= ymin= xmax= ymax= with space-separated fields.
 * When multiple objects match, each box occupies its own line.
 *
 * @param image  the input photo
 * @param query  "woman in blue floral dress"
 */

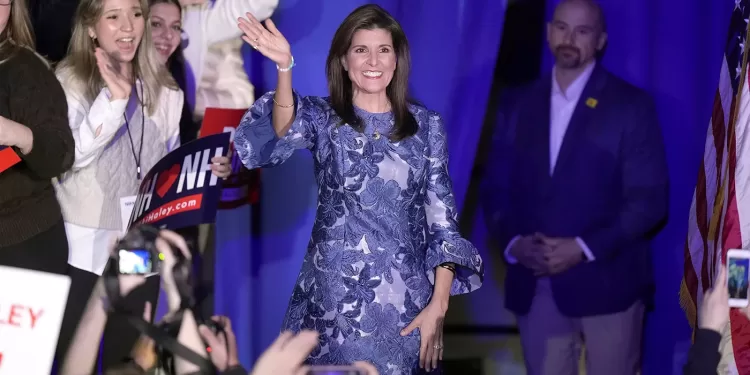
xmin=233 ymin=4 xmax=484 ymax=374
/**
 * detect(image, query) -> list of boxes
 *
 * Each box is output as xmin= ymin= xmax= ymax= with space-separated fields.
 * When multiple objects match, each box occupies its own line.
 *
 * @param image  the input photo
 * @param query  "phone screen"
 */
xmin=728 ymin=255 xmax=750 ymax=300
xmin=118 ymin=249 xmax=153 ymax=274
xmin=306 ymin=366 xmax=364 ymax=375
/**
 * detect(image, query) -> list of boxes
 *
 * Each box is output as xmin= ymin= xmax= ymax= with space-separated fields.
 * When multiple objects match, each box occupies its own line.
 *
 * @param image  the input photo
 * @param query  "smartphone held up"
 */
xmin=727 ymin=249 xmax=750 ymax=307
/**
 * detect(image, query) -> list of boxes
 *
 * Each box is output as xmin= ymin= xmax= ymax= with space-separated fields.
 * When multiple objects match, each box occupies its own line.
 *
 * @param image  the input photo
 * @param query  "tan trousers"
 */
xmin=516 ymin=278 xmax=645 ymax=375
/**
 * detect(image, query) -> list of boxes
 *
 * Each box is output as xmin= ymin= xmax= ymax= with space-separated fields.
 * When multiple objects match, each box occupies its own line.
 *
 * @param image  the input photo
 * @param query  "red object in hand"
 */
xmin=0 ymin=146 xmax=20 ymax=173
xmin=200 ymin=108 xmax=261 ymax=208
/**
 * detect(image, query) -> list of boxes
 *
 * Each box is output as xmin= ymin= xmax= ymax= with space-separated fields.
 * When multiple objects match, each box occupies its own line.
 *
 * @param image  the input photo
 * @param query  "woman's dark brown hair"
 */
xmin=326 ymin=4 xmax=418 ymax=141
xmin=148 ymin=0 xmax=199 ymax=144
xmin=148 ymin=0 xmax=184 ymax=74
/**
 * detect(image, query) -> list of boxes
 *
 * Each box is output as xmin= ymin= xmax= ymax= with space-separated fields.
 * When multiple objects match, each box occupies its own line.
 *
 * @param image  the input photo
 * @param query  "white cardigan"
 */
xmin=182 ymin=0 xmax=278 ymax=118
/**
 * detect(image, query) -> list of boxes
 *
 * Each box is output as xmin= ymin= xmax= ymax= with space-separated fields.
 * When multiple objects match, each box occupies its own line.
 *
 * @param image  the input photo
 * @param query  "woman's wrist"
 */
xmin=431 ymin=290 xmax=450 ymax=309
xmin=106 ymin=87 xmax=128 ymax=102
xmin=93 ymin=278 xmax=107 ymax=299
xmin=161 ymin=277 xmax=182 ymax=309
xmin=431 ymin=265 xmax=454 ymax=311
xmin=438 ymin=262 xmax=456 ymax=273
xmin=14 ymin=124 xmax=33 ymax=154
xmin=278 ymin=54 xmax=294 ymax=71
xmin=0 ymin=117 xmax=33 ymax=154
xmin=166 ymin=290 xmax=182 ymax=312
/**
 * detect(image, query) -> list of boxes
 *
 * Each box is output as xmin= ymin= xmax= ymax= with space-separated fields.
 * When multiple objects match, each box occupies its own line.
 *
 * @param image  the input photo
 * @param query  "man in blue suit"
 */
xmin=482 ymin=0 xmax=669 ymax=374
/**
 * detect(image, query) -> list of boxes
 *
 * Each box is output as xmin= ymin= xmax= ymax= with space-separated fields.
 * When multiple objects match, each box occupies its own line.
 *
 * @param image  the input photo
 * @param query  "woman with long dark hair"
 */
xmin=234 ymin=4 xmax=484 ymax=373
xmin=148 ymin=0 xmax=197 ymax=145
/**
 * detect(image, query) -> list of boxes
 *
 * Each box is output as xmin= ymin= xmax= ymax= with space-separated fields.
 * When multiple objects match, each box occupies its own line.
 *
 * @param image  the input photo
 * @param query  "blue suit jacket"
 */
xmin=482 ymin=65 xmax=669 ymax=317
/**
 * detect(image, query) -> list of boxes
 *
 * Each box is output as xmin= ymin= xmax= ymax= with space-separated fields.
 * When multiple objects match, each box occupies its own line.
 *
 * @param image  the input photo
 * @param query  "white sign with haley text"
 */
xmin=0 ymin=266 xmax=71 ymax=375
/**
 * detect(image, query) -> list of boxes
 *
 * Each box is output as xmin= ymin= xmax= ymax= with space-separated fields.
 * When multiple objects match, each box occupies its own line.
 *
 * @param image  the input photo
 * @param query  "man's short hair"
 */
xmin=556 ymin=0 xmax=607 ymax=33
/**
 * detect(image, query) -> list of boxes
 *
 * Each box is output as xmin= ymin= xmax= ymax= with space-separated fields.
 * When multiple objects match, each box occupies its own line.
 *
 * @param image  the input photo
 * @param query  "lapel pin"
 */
xmin=585 ymin=97 xmax=598 ymax=108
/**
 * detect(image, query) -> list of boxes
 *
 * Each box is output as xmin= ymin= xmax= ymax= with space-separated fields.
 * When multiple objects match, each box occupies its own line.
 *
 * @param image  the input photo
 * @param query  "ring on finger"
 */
xmin=433 ymin=344 xmax=443 ymax=350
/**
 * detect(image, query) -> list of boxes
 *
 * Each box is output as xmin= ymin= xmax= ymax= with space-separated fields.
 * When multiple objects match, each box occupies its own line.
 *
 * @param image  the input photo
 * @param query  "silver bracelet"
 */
xmin=277 ymin=56 xmax=295 ymax=72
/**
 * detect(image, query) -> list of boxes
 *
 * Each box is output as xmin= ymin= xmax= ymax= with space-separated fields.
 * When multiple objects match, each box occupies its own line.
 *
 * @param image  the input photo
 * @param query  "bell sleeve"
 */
xmin=422 ymin=111 xmax=484 ymax=296
xmin=234 ymin=91 xmax=328 ymax=169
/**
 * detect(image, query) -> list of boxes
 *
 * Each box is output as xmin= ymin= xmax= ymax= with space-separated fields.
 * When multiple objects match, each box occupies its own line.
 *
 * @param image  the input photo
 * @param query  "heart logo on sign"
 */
xmin=156 ymin=164 xmax=180 ymax=198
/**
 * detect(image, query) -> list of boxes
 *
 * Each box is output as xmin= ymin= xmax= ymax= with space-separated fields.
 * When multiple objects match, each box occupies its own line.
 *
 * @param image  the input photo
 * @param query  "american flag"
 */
xmin=681 ymin=0 xmax=750 ymax=372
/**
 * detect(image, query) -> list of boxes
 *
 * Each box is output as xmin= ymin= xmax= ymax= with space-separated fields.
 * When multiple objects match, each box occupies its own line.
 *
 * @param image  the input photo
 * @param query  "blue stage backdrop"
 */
xmin=541 ymin=1 xmax=729 ymax=374
xmin=212 ymin=0 xmax=505 ymax=366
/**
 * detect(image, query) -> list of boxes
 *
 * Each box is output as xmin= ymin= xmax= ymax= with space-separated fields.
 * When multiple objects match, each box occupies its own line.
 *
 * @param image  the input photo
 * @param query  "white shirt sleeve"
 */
xmin=153 ymin=87 xmax=183 ymax=153
xmin=504 ymin=235 xmax=520 ymax=264
xmin=164 ymin=88 xmax=183 ymax=152
xmin=62 ymin=85 xmax=127 ymax=170
xmin=576 ymin=237 xmax=596 ymax=261
xmin=190 ymin=0 xmax=279 ymax=46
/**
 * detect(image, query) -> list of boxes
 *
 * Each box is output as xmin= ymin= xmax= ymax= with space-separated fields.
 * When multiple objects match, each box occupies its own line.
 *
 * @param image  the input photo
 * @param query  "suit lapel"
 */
xmin=552 ymin=65 xmax=608 ymax=179
xmin=520 ymin=75 xmax=553 ymax=185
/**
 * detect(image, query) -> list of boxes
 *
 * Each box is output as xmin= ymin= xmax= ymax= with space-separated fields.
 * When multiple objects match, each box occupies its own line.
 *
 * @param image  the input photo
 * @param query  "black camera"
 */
xmin=113 ymin=225 xmax=163 ymax=275
xmin=112 ymin=225 xmax=191 ymax=284
xmin=105 ymin=225 xmax=212 ymax=373
xmin=112 ymin=225 xmax=194 ymax=306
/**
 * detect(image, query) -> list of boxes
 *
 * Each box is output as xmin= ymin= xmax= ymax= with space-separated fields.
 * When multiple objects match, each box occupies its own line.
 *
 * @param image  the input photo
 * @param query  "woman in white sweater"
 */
xmin=52 ymin=0 xmax=230 ymax=370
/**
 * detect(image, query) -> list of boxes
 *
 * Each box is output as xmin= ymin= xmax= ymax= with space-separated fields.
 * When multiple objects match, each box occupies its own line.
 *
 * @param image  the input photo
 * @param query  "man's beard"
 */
xmin=554 ymin=45 xmax=582 ymax=69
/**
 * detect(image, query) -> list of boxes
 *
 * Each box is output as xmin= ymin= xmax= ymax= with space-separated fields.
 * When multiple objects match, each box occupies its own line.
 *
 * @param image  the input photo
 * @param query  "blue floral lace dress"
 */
xmin=234 ymin=91 xmax=484 ymax=375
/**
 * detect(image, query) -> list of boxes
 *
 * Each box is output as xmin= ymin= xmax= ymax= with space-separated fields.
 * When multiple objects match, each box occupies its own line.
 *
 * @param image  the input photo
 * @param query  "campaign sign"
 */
xmin=0 ymin=266 xmax=71 ymax=375
xmin=199 ymin=107 xmax=260 ymax=209
xmin=0 ymin=146 xmax=20 ymax=173
xmin=127 ymin=132 xmax=231 ymax=230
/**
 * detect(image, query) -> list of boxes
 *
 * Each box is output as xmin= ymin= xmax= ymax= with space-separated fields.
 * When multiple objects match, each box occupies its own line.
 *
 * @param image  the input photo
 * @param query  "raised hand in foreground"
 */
xmin=251 ymin=330 xmax=318 ymax=375
xmin=198 ymin=315 xmax=240 ymax=372
xmin=237 ymin=12 xmax=292 ymax=68
xmin=699 ymin=264 xmax=750 ymax=332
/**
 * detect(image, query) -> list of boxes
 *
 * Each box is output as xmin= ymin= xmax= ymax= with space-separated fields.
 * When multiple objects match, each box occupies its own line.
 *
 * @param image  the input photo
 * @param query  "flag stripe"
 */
xmin=726 ymin=65 xmax=750 ymax=371
xmin=682 ymin=3 xmax=750 ymax=373
xmin=713 ymin=88 xmax=728 ymax=187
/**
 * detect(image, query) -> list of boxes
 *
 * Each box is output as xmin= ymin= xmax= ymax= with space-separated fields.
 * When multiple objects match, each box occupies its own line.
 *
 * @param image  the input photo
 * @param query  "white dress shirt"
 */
xmin=504 ymin=62 xmax=597 ymax=264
